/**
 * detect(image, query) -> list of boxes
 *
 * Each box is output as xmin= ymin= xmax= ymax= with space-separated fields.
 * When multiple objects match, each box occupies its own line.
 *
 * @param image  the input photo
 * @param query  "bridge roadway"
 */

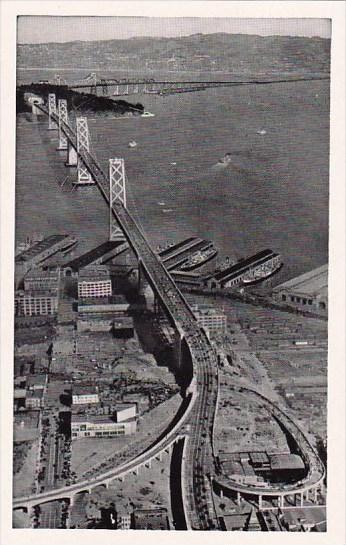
xmin=19 ymin=104 xmax=221 ymax=530
xmin=16 ymin=104 xmax=325 ymax=527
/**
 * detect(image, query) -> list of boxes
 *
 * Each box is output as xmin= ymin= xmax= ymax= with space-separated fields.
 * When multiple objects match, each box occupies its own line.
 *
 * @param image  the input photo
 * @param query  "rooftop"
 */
xmin=24 ymin=269 xmax=60 ymax=279
xmin=78 ymin=265 xmax=111 ymax=282
xmin=65 ymin=240 xmax=123 ymax=272
xmin=213 ymin=249 xmax=279 ymax=282
xmin=273 ymin=264 xmax=328 ymax=297
xmin=16 ymin=235 xmax=70 ymax=263
xmin=73 ymin=385 xmax=98 ymax=396
xmin=269 ymin=453 xmax=305 ymax=471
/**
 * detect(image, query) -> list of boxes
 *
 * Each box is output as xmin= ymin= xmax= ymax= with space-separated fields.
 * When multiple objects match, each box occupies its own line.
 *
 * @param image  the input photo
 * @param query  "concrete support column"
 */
xmin=236 ymin=492 xmax=241 ymax=506
xmin=220 ymin=489 xmax=223 ymax=499
xmin=258 ymin=495 xmax=262 ymax=510
xmin=305 ymin=489 xmax=310 ymax=501
xmin=66 ymin=143 xmax=78 ymax=167
xmin=70 ymin=495 xmax=74 ymax=508
xmin=314 ymin=487 xmax=318 ymax=503
xmin=300 ymin=492 xmax=304 ymax=507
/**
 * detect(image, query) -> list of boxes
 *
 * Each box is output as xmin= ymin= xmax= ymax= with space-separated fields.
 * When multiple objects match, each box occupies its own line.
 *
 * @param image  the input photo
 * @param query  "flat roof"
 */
xmin=273 ymin=264 xmax=328 ymax=297
xmin=269 ymin=453 xmax=305 ymax=471
xmin=158 ymin=237 xmax=197 ymax=258
xmin=64 ymin=240 xmax=123 ymax=272
xmin=16 ymin=235 xmax=69 ymax=263
xmin=73 ymin=385 xmax=98 ymax=396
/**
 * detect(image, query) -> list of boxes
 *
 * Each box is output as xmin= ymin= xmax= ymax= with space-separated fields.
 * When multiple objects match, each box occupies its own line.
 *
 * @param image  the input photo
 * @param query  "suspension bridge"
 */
xmin=15 ymin=94 xmax=325 ymax=529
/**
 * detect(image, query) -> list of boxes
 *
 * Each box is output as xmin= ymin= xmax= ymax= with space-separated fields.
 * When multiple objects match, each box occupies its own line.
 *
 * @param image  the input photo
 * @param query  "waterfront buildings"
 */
xmin=77 ymin=266 xmax=112 ymax=299
xmin=271 ymin=264 xmax=328 ymax=316
xmin=15 ymin=234 xmax=77 ymax=279
xmin=206 ymin=249 xmax=281 ymax=289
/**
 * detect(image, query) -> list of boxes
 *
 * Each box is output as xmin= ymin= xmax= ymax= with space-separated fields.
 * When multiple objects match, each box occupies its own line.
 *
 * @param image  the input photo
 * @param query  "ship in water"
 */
xmin=180 ymin=243 xmax=218 ymax=272
xmin=241 ymin=260 xmax=283 ymax=285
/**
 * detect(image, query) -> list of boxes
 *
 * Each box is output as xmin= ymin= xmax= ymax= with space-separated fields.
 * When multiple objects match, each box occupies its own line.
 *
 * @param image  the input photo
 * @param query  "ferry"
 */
xmin=180 ymin=244 xmax=218 ymax=272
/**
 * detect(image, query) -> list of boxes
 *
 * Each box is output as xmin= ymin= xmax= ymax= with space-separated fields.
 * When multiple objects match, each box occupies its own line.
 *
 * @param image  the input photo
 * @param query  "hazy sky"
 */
xmin=18 ymin=16 xmax=331 ymax=44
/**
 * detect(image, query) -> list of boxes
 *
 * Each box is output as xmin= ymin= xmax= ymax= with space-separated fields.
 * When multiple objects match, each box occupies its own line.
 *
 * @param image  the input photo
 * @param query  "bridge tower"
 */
xmin=48 ymin=93 xmax=57 ymax=130
xmin=109 ymin=158 xmax=126 ymax=240
xmin=76 ymin=117 xmax=95 ymax=185
xmin=57 ymin=99 xmax=68 ymax=151
xmin=90 ymin=72 xmax=97 ymax=95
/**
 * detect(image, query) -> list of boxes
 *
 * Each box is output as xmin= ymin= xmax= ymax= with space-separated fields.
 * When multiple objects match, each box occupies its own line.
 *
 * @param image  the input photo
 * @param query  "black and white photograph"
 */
xmin=0 ymin=2 xmax=345 ymax=544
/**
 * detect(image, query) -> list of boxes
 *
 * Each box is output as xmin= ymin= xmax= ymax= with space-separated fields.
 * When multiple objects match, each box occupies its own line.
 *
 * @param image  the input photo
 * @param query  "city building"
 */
xmin=279 ymin=506 xmax=326 ymax=532
xmin=77 ymin=265 xmax=112 ymax=299
xmin=26 ymin=374 xmax=47 ymax=391
xmin=132 ymin=507 xmax=170 ymax=530
xmin=113 ymin=403 xmax=137 ymax=423
xmin=24 ymin=268 xmax=60 ymax=292
xmin=71 ymin=413 xmax=136 ymax=439
xmin=191 ymin=304 xmax=227 ymax=336
xmin=26 ymin=389 xmax=44 ymax=409
xmin=271 ymin=264 xmax=328 ymax=316
xmin=72 ymin=385 xmax=99 ymax=405
xmin=116 ymin=510 xmax=131 ymax=530
xmin=15 ymin=291 xmax=59 ymax=316
xmin=77 ymin=295 xmax=133 ymax=335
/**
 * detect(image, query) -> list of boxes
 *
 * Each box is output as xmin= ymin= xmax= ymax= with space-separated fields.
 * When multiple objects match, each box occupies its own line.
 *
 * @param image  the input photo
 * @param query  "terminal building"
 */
xmin=77 ymin=265 xmax=112 ymax=299
xmin=271 ymin=264 xmax=328 ymax=317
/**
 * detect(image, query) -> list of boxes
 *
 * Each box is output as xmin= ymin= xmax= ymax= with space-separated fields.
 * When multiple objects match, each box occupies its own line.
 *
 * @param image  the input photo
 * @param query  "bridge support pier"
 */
xmin=300 ymin=492 xmax=304 ymax=507
xmin=236 ymin=492 xmax=241 ymax=506
xmin=258 ymin=495 xmax=262 ymax=510
xmin=66 ymin=142 xmax=78 ymax=166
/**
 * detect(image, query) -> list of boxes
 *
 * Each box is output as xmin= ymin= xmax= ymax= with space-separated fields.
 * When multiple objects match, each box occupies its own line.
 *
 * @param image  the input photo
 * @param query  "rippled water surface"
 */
xmin=16 ymin=73 xmax=329 ymax=284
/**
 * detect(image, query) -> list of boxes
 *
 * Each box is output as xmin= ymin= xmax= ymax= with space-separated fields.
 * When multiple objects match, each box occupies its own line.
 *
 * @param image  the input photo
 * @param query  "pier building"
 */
xmin=271 ymin=264 xmax=328 ymax=316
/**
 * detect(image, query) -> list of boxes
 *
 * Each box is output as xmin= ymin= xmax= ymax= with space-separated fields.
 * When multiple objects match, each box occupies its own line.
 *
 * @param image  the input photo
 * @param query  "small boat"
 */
xmin=141 ymin=111 xmax=155 ymax=117
xmin=217 ymin=153 xmax=233 ymax=165
xmin=170 ymin=162 xmax=177 ymax=166
xmin=256 ymin=129 xmax=267 ymax=135
xmin=158 ymin=202 xmax=166 ymax=206
xmin=162 ymin=209 xmax=173 ymax=213
xmin=128 ymin=140 xmax=137 ymax=148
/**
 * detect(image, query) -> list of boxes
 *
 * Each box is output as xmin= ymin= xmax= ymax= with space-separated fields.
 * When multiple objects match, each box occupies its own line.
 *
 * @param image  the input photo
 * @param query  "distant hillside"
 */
xmin=18 ymin=33 xmax=330 ymax=75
